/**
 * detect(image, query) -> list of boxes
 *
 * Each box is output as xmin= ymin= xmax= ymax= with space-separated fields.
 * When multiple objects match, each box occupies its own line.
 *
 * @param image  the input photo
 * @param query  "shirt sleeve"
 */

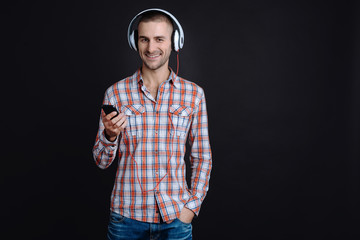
xmin=185 ymin=89 xmax=212 ymax=216
xmin=92 ymin=90 xmax=120 ymax=169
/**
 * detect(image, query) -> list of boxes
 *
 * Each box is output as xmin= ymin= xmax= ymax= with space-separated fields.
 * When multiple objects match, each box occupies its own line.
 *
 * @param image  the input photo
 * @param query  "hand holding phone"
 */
xmin=102 ymin=105 xmax=119 ymax=119
xmin=101 ymin=104 xmax=127 ymax=142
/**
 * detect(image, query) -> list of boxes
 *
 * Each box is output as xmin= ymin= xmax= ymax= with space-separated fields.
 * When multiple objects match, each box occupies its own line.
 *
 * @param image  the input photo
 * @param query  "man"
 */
xmin=93 ymin=8 xmax=212 ymax=240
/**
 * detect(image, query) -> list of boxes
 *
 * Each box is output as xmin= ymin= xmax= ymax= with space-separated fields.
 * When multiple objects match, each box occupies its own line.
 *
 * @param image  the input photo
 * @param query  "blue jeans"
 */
xmin=107 ymin=211 xmax=192 ymax=240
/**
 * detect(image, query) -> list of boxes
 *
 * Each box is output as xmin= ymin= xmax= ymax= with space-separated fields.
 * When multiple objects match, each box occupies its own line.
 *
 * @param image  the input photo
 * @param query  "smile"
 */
xmin=145 ymin=53 xmax=161 ymax=59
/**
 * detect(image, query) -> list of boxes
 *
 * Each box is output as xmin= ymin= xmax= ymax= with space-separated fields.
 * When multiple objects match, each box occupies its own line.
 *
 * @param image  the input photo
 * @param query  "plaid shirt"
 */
xmin=93 ymin=69 xmax=212 ymax=223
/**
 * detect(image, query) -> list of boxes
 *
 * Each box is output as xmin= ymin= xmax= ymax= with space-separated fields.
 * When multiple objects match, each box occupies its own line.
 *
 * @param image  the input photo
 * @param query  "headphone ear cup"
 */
xmin=129 ymin=30 xmax=138 ymax=51
xmin=173 ymin=30 xmax=179 ymax=52
xmin=134 ymin=30 xmax=138 ymax=51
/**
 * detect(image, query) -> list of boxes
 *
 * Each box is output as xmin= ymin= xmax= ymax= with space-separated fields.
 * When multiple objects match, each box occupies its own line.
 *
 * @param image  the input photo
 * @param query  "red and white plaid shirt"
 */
xmin=93 ymin=69 xmax=212 ymax=223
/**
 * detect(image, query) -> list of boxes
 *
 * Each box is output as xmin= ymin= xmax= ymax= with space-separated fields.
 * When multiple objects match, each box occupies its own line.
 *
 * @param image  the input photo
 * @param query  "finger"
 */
xmin=122 ymin=118 xmax=128 ymax=128
xmin=110 ymin=112 xmax=124 ymax=125
xmin=101 ymin=109 xmax=106 ymax=118
xmin=108 ymin=111 xmax=119 ymax=119
xmin=114 ymin=115 xmax=126 ymax=128
xmin=102 ymin=110 xmax=112 ymax=126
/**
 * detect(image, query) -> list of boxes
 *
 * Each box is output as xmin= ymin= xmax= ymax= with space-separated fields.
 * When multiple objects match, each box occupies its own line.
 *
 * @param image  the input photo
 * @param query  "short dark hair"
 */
xmin=138 ymin=11 xmax=174 ymax=32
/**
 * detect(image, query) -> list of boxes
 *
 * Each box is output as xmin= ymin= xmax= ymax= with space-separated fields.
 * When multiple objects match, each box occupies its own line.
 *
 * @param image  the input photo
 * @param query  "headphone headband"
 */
xmin=127 ymin=8 xmax=184 ymax=52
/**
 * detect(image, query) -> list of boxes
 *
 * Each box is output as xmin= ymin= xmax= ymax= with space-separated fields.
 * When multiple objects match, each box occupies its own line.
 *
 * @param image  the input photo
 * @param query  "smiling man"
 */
xmin=93 ymin=9 xmax=212 ymax=240
xmin=138 ymin=19 xmax=172 ymax=71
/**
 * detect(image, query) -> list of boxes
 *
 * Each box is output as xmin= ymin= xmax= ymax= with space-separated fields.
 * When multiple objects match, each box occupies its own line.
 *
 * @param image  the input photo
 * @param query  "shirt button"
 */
xmin=155 ymin=171 xmax=159 ymax=175
xmin=155 ymin=130 xmax=158 ymax=135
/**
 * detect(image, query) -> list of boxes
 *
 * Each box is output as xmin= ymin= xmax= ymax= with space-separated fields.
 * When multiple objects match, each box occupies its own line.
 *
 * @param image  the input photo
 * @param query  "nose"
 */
xmin=147 ymin=40 xmax=156 ymax=53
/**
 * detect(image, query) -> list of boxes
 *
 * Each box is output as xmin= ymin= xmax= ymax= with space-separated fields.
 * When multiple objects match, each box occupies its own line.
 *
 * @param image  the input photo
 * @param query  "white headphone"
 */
xmin=127 ymin=8 xmax=184 ymax=52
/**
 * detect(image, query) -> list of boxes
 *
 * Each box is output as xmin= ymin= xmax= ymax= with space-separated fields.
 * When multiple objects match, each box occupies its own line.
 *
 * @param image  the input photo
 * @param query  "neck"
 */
xmin=141 ymin=64 xmax=171 ymax=87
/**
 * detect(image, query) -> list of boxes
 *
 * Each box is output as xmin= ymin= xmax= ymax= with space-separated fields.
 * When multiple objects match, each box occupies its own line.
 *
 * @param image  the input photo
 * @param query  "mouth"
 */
xmin=145 ymin=52 xmax=161 ymax=60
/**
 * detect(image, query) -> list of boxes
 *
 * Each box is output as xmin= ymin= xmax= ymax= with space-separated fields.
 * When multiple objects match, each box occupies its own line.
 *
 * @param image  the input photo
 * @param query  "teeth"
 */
xmin=146 ymin=54 xmax=160 ymax=58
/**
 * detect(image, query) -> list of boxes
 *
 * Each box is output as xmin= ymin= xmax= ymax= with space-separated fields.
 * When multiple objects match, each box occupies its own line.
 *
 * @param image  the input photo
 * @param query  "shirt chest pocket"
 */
xmin=122 ymin=104 xmax=145 ymax=136
xmin=169 ymin=104 xmax=193 ymax=138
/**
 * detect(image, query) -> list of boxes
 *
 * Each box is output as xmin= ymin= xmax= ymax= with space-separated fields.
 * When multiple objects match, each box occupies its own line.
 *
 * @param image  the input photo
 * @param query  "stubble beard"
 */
xmin=142 ymin=51 xmax=170 ymax=71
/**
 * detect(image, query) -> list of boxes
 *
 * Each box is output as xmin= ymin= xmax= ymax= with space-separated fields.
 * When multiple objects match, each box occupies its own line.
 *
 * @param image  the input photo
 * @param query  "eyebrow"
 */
xmin=139 ymin=35 xmax=167 ymax=39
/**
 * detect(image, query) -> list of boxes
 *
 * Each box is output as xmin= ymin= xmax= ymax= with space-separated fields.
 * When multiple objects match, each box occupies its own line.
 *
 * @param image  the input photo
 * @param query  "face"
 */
xmin=137 ymin=20 xmax=173 ymax=72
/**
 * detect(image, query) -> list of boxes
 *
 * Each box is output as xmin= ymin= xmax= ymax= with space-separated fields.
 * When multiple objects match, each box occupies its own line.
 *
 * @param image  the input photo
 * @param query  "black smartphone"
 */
xmin=102 ymin=105 xmax=119 ymax=119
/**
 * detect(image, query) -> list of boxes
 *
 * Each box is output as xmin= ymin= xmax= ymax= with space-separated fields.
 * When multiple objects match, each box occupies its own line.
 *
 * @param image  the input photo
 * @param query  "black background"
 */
xmin=2 ymin=0 xmax=360 ymax=239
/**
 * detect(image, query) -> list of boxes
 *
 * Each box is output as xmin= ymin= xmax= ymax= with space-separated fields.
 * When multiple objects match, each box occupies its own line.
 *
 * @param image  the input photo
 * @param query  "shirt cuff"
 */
xmin=185 ymin=195 xmax=202 ymax=217
xmin=100 ymin=130 xmax=119 ymax=147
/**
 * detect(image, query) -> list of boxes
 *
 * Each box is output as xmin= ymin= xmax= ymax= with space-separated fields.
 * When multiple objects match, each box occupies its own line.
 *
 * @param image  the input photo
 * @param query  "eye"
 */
xmin=140 ymin=38 xmax=149 ymax=42
xmin=157 ymin=38 xmax=164 ymax=42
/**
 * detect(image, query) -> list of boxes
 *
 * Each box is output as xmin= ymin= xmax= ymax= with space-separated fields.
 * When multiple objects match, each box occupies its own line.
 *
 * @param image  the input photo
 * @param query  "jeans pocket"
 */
xmin=176 ymin=218 xmax=192 ymax=225
xmin=109 ymin=212 xmax=125 ymax=223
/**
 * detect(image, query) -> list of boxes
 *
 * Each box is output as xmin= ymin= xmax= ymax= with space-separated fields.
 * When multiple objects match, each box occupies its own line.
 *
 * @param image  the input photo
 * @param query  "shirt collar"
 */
xmin=133 ymin=68 xmax=180 ymax=88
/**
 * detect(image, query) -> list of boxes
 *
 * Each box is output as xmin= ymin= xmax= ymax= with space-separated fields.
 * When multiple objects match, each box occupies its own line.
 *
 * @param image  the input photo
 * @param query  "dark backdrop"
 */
xmin=3 ymin=0 xmax=360 ymax=239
